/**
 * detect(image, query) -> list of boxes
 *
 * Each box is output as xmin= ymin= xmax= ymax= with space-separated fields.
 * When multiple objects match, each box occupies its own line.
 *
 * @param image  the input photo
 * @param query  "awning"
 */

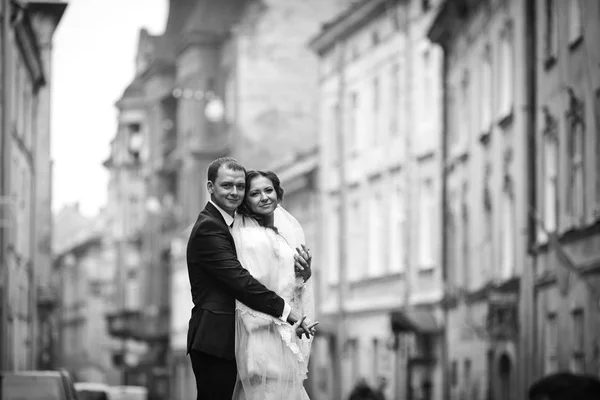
xmin=314 ymin=318 xmax=338 ymax=337
xmin=390 ymin=308 xmax=442 ymax=335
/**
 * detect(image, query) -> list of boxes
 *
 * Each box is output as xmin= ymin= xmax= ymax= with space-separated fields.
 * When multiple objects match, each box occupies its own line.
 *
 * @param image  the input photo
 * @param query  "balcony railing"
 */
xmin=106 ymin=309 xmax=142 ymax=340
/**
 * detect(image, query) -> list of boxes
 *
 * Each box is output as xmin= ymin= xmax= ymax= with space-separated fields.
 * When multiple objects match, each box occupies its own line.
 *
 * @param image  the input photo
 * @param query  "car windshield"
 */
xmin=77 ymin=389 xmax=109 ymax=400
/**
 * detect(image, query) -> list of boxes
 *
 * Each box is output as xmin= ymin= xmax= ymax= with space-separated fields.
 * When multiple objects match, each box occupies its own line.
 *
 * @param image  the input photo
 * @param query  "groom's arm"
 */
xmin=188 ymin=218 xmax=290 ymax=321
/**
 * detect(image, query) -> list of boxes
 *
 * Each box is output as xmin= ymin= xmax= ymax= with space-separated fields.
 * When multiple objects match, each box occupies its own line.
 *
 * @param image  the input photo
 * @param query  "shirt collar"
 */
xmin=209 ymin=200 xmax=235 ymax=227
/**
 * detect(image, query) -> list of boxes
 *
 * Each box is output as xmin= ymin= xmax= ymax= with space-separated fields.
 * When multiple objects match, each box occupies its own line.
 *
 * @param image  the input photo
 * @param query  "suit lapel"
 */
xmin=204 ymin=202 xmax=237 ymax=254
xmin=205 ymin=202 xmax=226 ymax=225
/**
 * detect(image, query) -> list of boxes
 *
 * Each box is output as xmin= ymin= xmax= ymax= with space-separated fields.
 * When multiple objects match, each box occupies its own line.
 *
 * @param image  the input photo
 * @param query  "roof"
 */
xmin=427 ymin=0 xmax=472 ymax=45
xmin=271 ymin=148 xmax=319 ymax=185
xmin=120 ymin=77 xmax=145 ymax=99
xmin=309 ymin=0 xmax=403 ymax=55
xmin=74 ymin=382 xmax=110 ymax=392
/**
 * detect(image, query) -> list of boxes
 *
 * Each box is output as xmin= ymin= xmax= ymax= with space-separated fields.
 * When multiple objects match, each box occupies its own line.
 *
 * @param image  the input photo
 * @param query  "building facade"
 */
xmin=310 ymin=1 xmax=444 ymax=399
xmin=525 ymin=0 xmax=600 ymax=388
xmin=430 ymin=1 xmax=532 ymax=399
xmin=0 ymin=0 xmax=66 ymax=371
xmin=52 ymin=205 xmax=121 ymax=384
xmin=103 ymin=79 xmax=156 ymax=391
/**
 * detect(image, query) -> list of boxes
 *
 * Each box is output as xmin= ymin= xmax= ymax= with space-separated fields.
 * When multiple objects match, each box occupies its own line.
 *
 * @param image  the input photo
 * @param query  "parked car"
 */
xmin=74 ymin=382 xmax=111 ymax=400
xmin=109 ymin=386 xmax=147 ymax=400
xmin=0 ymin=369 xmax=79 ymax=400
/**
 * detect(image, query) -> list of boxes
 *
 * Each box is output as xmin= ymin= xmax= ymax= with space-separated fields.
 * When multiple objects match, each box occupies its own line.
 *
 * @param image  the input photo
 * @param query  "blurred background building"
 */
xmin=310 ymin=1 xmax=444 ymax=399
xmin=430 ymin=1 xmax=528 ymax=399
xmin=1 ymin=1 xmax=598 ymax=400
xmin=525 ymin=0 xmax=600 ymax=387
xmin=0 ymin=0 xmax=66 ymax=371
xmin=52 ymin=203 xmax=121 ymax=384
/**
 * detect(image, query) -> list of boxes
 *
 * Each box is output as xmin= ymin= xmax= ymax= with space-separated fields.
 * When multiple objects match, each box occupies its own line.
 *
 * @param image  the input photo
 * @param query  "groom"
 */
xmin=186 ymin=157 xmax=313 ymax=400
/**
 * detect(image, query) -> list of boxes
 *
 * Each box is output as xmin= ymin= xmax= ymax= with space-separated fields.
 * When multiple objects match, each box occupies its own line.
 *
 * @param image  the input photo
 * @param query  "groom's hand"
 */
xmin=294 ymin=244 xmax=312 ymax=282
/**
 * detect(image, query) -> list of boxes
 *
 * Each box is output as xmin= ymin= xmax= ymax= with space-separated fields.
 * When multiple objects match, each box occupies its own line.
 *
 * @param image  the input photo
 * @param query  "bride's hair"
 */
xmin=238 ymin=170 xmax=285 ymax=225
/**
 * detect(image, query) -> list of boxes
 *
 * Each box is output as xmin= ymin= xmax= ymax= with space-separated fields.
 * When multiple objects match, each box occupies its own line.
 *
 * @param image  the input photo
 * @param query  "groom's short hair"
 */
xmin=207 ymin=157 xmax=246 ymax=183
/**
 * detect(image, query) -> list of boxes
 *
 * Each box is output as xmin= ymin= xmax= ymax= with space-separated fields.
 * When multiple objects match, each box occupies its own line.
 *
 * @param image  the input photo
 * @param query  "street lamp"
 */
xmin=171 ymin=87 xmax=226 ymax=123
xmin=128 ymin=124 xmax=144 ymax=163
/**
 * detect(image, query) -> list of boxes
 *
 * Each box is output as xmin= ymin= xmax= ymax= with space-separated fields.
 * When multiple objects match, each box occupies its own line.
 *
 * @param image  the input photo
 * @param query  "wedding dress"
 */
xmin=230 ymin=206 xmax=315 ymax=400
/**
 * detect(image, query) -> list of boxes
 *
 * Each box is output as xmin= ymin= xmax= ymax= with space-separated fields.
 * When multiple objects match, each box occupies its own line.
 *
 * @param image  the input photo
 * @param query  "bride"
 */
xmin=230 ymin=170 xmax=317 ymax=400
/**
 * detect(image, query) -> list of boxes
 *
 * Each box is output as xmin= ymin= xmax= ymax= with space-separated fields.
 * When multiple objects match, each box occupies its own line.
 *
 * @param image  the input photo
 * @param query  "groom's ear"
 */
xmin=207 ymin=180 xmax=214 ymax=194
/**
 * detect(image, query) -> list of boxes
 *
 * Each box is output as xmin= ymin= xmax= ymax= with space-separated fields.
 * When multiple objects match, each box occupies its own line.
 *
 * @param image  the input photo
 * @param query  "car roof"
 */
xmin=1 ymin=371 xmax=62 ymax=377
xmin=75 ymin=382 xmax=111 ymax=391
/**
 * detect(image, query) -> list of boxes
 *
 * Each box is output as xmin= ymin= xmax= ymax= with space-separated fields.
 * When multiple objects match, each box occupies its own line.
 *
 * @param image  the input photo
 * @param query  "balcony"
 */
xmin=107 ymin=307 xmax=169 ymax=343
xmin=37 ymin=285 xmax=59 ymax=314
xmin=485 ymin=279 xmax=519 ymax=341
xmin=135 ymin=308 xmax=170 ymax=343
xmin=106 ymin=309 xmax=142 ymax=340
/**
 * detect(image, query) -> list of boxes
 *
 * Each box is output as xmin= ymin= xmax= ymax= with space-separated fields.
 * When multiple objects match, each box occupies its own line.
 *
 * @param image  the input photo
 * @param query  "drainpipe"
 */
xmin=523 ymin=0 xmax=537 ymax=397
xmin=335 ymin=37 xmax=348 ymax=400
xmin=440 ymin=35 xmax=451 ymax=400
xmin=0 ymin=0 xmax=13 ymax=370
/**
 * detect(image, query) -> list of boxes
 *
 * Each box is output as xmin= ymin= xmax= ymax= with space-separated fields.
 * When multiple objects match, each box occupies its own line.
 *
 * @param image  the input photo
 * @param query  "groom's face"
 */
xmin=208 ymin=166 xmax=246 ymax=214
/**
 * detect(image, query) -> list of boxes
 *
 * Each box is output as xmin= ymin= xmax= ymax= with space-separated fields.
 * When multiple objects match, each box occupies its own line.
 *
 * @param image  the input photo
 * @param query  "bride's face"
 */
xmin=246 ymin=175 xmax=278 ymax=216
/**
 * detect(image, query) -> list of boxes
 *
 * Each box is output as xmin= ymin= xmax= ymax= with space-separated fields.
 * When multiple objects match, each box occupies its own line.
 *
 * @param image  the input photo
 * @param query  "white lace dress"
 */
xmin=230 ymin=206 xmax=315 ymax=400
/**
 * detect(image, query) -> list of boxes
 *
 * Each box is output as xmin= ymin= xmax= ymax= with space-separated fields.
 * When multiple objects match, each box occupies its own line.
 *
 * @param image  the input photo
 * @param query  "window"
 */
xmin=545 ymin=0 xmax=558 ymax=61
xmin=349 ymin=339 xmax=360 ymax=382
xmin=389 ymin=181 xmax=405 ymax=273
xmin=483 ymin=164 xmax=494 ymax=279
xmin=390 ymin=64 xmax=400 ymax=136
xmin=372 ymin=30 xmax=380 ymax=46
xmin=451 ymin=360 xmax=458 ymax=387
xmin=499 ymin=22 xmax=514 ymax=118
xmin=464 ymin=358 xmax=472 ymax=389
xmin=372 ymin=339 xmax=380 ymax=379
xmin=418 ymin=178 xmax=435 ymax=268
xmin=446 ymin=210 xmax=457 ymax=286
xmin=461 ymin=191 xmax=470 ymax=289
xmin=568 ymin=0 xmax=583 ymax=45
xmin=571 ymin=309 xmax=585 ymax=373
xmin=351 ymin=44 xmax=359 ymax=61
xmin=329 ymin=103 xmax=340 ymax=163
xmin=368 ymin=193 xmax=385 ymax=277
xmin=373 ymin=77 xmax=380 ymax=145
xmin=596 ymin=89 xmax=600 ymax=205
xmin=542 ymin=110 xmax=559 ymax=236
xmin=459 ymin=71 xmax=470 ymax=146
xmin=501 ymin=178 xmax=516 ymax=279
xmin=349 ymin=92 xmax=359 ymax=152
xmin=481 ymin=45 xmax=493 ymax=132
xmin=567 ymin=92 xmax=585 ymax=224
xmin=422 ymin=0 xmax=431 ymax=12
xmin=225 ymin=76 xmax=236 ymax=123
xmin=422 ymin=47 xmax=432 ymax=118
xmin=448 ymin=86 xmax=459 ymax=148
xmin=349 ymin=199 xmax=363 ymax=281
xmin=545 ymin=313 xmax=558 ymax=374
xmin=327 ymin=202 xmax=340 ymax=285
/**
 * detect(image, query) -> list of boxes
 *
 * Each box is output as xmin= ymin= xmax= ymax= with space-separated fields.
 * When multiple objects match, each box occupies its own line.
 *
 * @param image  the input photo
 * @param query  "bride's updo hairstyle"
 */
xmin=238 ymin=170 xmax=285 ymax=224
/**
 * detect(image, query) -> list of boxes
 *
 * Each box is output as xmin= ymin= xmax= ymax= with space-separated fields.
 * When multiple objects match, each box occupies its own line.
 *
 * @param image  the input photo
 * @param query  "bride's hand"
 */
xmin=294 ymin=245 xmax=312 ymax=282
xmin=294 ymin=316 xmax=318 ymax=339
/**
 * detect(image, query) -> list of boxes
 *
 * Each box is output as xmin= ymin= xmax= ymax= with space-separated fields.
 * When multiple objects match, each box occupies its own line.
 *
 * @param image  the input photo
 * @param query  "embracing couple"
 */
xmin=186 ymin=157 xmax=318 ymax=400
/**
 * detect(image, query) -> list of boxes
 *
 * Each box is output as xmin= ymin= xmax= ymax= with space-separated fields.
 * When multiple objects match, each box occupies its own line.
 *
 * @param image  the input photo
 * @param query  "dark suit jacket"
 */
xmin=186 ymin=202 xmax=285 ymax=360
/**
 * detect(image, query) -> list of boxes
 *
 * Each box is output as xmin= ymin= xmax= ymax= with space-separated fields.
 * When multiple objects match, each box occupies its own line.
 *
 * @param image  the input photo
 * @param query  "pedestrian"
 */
xmin=528 ymin=372 xmax=600 ymax=400
xmin=373 ymin=376 xmax=388 ymax=400
xmin=348 ymin=378 xmax=377 ymax=400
